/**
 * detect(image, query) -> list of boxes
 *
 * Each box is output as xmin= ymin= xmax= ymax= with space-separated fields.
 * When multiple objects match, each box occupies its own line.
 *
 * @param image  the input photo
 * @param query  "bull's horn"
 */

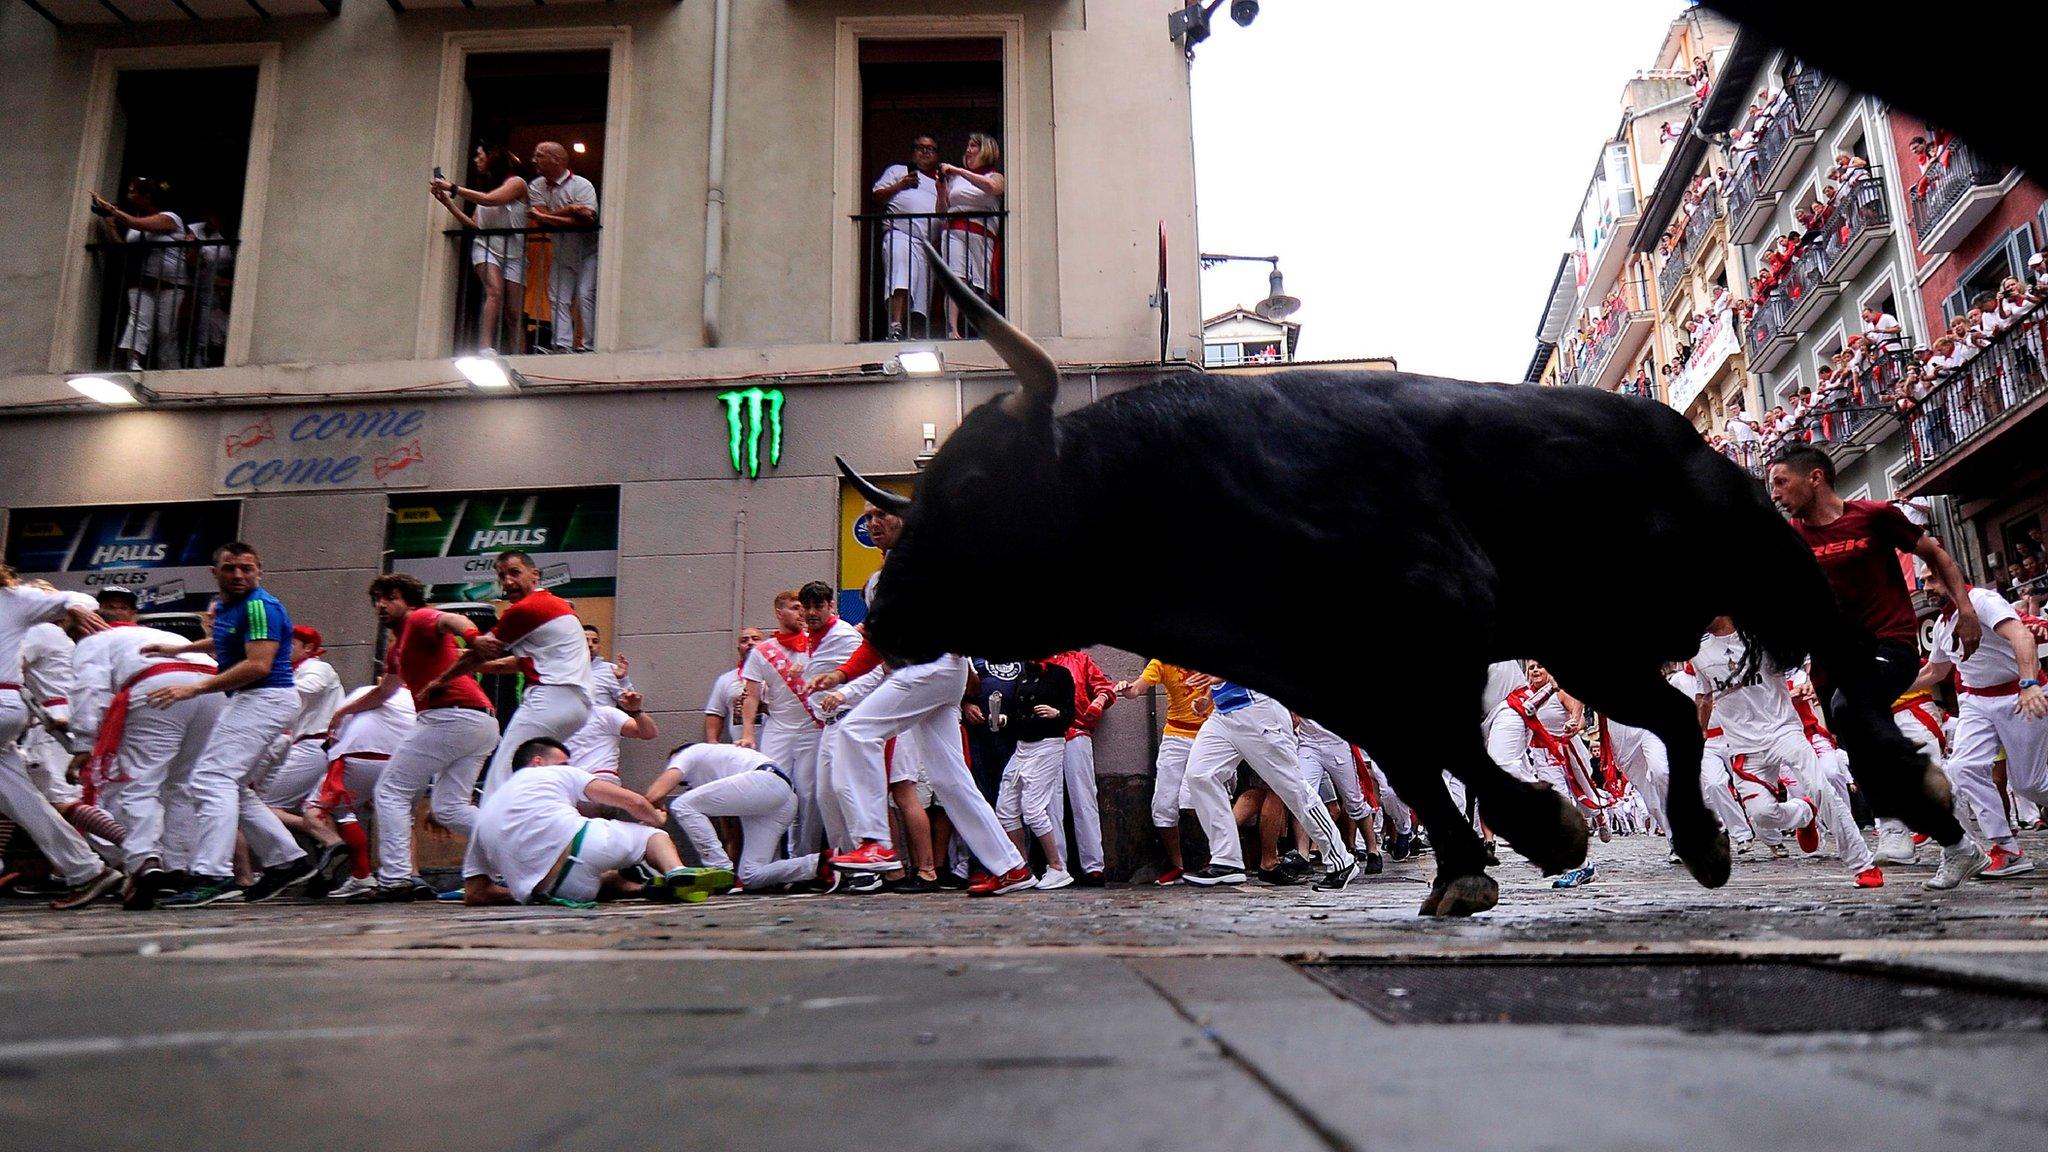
xmin=836 ymin=456 xmax=912 ymax=515
xmin=917 ymin=236 xmax=1058 ymax=416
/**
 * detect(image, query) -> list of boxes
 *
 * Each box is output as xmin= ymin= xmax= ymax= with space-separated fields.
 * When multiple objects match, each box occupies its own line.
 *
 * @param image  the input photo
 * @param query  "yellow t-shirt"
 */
xmin=1136 ymin=659 xmax=1212 ymax=735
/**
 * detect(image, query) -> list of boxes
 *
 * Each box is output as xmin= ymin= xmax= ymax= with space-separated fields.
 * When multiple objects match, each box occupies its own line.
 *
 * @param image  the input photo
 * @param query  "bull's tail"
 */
xmin=1728 ymin=495 xmax=1960 ymax=838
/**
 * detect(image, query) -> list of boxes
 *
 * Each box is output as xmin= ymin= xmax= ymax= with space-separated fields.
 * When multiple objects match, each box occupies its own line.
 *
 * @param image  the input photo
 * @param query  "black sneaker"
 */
xmin=1312 ymin=857 xmax=1358 ymax=892
xmin=161 ymin=875 xmax=240 ymax=909
xmin=1388 ymin=833 xmax=1413 ymax=861
xmin=406 ymin=874 xmax=441 ymax=899
xmin=1077 ymin=870 xmax=1106 ymax=887
xmin=934 ymin=869 xmax=969 ymax=890
xmin=1257 ymin=866 xmax=1305 ymax=886
xmin=1363 ymin=852 xmax=1385 ymax=875
xmin=303 ymin=843 xmax=353 ymax=899
xmin=1277 ymin=851 xmax=1314 ymax=877
xmin=123 ymin=860 xmax=169 ymax=911
xmin=887 ymin=874 xmax=939 ymax=893
xmin=845 ymin=872 xmax=884 ymax=894
xmin=1409 ymin=831 xmax=1432 ymax=856
xmin=1184 ymin=864 xmax=1248 ymax=887
xmin=4 ymin=875 xmax=69 ymax=899
xmin=1484 ymin=841 xmax=1500 ymax=868
xmin=346 ymin=884 xmax=418 ymax=904
xmin=242 ymin=855 xmax=317 ymax=903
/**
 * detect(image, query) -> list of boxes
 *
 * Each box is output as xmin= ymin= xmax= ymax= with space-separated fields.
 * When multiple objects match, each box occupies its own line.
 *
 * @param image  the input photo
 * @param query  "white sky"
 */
xmin=1192 ymin=1 xmax=1690 ymax=382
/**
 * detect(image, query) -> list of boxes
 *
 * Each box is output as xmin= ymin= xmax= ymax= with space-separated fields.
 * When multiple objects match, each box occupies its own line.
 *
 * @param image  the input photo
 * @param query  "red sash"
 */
xmin=757 ymin=638 xmax=823 ymax=729
xmin=1350 ymin=746 xmax=1381 ymax=808
xmin=1726 ymin=752 xmax=1788 ymax=803
xmin=1892 ymin=697 xmax=1949 ymax=757
xmin=1506 ymin=687 xmax=1615 ymax=809
xmin=314 ymin=752 xmax=391 ymax=813
xmin=85 ymin=661 xmax=216 ymax=803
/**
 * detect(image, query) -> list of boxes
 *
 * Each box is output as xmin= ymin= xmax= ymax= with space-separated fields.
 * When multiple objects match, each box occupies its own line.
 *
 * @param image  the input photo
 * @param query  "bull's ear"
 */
xmin=919 ymin=237 xmax=1057 ymax=418
xmin=836 ymin=456 xmax=912 ymax=515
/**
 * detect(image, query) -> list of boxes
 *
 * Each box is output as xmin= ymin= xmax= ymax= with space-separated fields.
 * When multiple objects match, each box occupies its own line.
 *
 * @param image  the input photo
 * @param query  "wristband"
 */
xmin=2022 ymin=679 xmax=2041 ymax=689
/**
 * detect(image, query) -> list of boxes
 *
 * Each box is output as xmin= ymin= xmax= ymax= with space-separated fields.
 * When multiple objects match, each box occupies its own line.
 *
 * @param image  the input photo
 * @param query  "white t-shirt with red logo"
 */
xmin=1692 ymin=631 xmax=1801 ymax=752
xmin=493 ymin=590 xmax=593 ymax=699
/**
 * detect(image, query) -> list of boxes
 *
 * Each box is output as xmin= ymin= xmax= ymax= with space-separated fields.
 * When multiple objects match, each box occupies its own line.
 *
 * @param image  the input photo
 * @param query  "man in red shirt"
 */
xmin=330 ymin=572 xmax=500 ymax=902
xmin=1768 ymin=445 xmax=1980 ymax=699
xmin=1046 ymin=649 xmax=1115 ymax=885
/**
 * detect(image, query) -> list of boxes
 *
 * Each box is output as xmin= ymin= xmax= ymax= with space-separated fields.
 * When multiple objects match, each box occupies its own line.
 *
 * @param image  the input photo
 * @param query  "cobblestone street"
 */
xmin=3 ymin=833 xmax=2044 ymax=1151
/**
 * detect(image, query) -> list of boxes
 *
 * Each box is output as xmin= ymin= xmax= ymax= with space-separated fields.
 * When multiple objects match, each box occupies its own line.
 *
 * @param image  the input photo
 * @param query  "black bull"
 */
xmin=841 ymin=242 xmax=1963 ymax=916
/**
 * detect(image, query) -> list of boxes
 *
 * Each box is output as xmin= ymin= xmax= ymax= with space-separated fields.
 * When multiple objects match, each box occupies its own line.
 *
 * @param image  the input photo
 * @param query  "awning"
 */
xmin=1629 ymin=26 xmax=1771 ymax=255
xmin=26 ymin=0 xmax=338 ymax=21
xmin=385 ymin=0 xmax=615 ymax=10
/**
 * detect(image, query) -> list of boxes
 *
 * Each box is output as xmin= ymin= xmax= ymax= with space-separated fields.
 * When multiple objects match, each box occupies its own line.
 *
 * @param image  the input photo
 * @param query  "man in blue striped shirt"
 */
xmin=1181 ymin=677 xmax=1357 ymax=890
xmin=142 ymin=542 xmax=314 ymax=907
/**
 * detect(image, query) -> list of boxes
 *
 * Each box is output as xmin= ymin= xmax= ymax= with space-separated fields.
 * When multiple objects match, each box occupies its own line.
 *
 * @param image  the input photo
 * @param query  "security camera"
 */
xmin=1230 ymin=0 xmax=1259 ymax=27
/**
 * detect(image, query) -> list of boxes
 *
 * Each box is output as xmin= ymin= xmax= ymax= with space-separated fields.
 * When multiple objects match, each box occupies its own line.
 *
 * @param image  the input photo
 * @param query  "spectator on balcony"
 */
xmin=1860 ymin=306 xmax=1903 ymax=351
xmin=1724 ymin=404 xmax=1761 ymax=460
xmin=937 ymin=133 xmax=1005 ymax=340
xmin=528 ymin=141 xmax=600 ymax=354
xmin=185 ymin=205 xmax=234 ymax=369
xmin=433 ymin=143 xmax=530 ymax=356
xmin=2029 ymin=252 xmax=2048 ymax=294
xmin=871 ymin=135 xmax=945 ymax=341
xmin=1997 ymin=279 xmax=2035 ymax=325
xmin=91 ymin=177 xmax=187 ymax=371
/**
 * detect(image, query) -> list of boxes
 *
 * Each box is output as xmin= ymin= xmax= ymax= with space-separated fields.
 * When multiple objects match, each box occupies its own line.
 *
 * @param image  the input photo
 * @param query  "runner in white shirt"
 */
xmin=702 ymin=627 xmax=762 ymax=742
xmin=564 ymin=689 xmax=659 ymax=780
xmin=645 ymin=742 xmax=826 ymax=892
xmin=470 ymin=738 xmax=728 ymax=907
xmin=583 ymin=624 xmax=633 ymax=709
xmin=256 ymin=628 xmax=346 ymax=813
xmin=1694 ymin=620 xmax=1877 ymax=885
xmin=1907 ymin=574 xmax=2045 ymax=885
xmin=0 ymin=576 xmax=121 ymax=908
xmin=739 ymin=592 xmax=830 ymax=852
xmin=301 ymin=683 xmax=417 ymax=898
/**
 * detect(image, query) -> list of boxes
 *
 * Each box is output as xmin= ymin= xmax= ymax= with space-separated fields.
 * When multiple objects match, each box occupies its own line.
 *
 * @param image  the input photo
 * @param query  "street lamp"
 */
xmin=453 ymin=353 xmax=525 ymax=393
xmin=1199 ymin=253 xmax=1302 ymax=321
xmin=66 ymin=372 xmax=154 ymax=406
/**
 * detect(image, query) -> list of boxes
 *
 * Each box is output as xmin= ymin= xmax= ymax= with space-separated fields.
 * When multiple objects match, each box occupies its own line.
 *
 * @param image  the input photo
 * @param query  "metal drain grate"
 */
xmin=1303 ymin=959 xmax=2048 ymax=1033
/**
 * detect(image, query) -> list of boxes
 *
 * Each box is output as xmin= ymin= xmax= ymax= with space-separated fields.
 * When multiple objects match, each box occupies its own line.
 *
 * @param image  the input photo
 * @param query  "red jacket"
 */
xmin=1046 ymin=650 xmax=1115 ymax=739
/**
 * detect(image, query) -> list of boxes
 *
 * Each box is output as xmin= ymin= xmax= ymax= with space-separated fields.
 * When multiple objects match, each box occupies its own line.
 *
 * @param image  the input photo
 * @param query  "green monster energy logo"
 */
xmin=717 ymin=387 xmax=785 ymax=478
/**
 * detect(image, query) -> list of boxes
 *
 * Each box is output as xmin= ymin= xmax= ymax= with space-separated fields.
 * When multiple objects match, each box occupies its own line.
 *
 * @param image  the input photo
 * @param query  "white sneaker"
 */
xmin=325 ymin=874 xmax=377 ymax=900
xmin=1924 ymin=841 xmax=1989 ymax=890
xmin=1874 ymin=826 xmax=1919 ymax=865
xmin=1036 ymin=868 xmax=1075 ymax=891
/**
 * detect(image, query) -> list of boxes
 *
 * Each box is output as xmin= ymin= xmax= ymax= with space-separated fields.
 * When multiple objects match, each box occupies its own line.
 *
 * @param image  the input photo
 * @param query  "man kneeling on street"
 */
xmin=469 ymin=737 xmax=733 ymax=908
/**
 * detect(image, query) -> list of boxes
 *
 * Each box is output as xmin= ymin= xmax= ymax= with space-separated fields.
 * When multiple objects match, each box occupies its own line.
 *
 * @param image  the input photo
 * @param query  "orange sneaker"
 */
xmin=830 ymin=841 xmax=900 ymax=873
xmin=1853 ymin=866 xmax=1885 ymax=888
xmin=1794 ymin=798 xmax=1821 ymax=855
xmin=968 ymin=865 xmax=1037 ymax=897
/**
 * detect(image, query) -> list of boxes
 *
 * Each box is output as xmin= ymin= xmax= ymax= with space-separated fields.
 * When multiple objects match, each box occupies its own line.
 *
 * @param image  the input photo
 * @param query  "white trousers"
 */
xmin=1945 ymin=692 xmax=2048 ymax=851
xmin=548 ymin=248 xmax=599 ymax=350
xmin=1704 ymin=740 xmax=1810 ymax=841
xmin=118 ymin=283 xmax=185 ymax=362
xmin=466 ymin=685 xmax=590 ymax=877
xmin=1372 ymin=762 xmax=1412 ymax=835
xmin=760 ymin=723 xmax=823 ymax=856
xmin=257 ymin=738 xmax=330 ymax=809
xmin=1184 ymin=698 xmax=1345 ymax=871
xmin=671 ymin=767 xmax=818 ymax=889
xmin=1298 ymin=733 xmax=1369 ymax=821
xmin=189 ymin=687 xmax=305 ymax=879
xmin=20 ymin=725 xmax=82 ymax=807
xmin=97 ymin=673 xmax=221 ymax=873
xmin=996 ymin=738 xmax=1066 ymax=838
xmin=1150 ymin=732 xmax=1196 ymax=828
xmin=1052 ymin=733 xmax=1104 ymax=875
xmin=1483 ymin=706 xmax=1529 ymax=774
xmin=823 ymin=657 xmax=1024 ymax=875
xmin=375 ymin=707 xmax=499 ymax=888
xmin=1604 ymin=722 xmax=1670 ymax=834
xmin=0 ymin=695 xmax=102 ymax=884
xmin=1715 ymin=727 xmax=1872 ymax=870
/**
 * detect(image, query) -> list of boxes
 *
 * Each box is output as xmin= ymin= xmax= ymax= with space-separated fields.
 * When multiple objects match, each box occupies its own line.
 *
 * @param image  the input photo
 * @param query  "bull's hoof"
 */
xmin=1486 ymin=783 xmax=1589 ymax=876
xmin=1426 ymin=874 xmax=1499 ymax=918
xmin=1671 ymin=824 xmax=1731 ymax=889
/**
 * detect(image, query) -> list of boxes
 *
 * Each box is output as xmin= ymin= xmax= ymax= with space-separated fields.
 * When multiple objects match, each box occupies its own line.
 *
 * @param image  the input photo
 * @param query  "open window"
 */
xmin=84 ymin=66 xmax=259 ymax=372
xmin=855 ymin=38 xmax=1004 ymax=342
xmin=441 ymin=50 xmax=610 ymax=355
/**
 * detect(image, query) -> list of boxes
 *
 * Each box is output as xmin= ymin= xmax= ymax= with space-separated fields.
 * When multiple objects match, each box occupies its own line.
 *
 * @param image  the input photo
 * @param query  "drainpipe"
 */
xmin=731 ymin=509 xmax=747 ymax=641
xmin=702 ymin=0 xmax=733 ymax=346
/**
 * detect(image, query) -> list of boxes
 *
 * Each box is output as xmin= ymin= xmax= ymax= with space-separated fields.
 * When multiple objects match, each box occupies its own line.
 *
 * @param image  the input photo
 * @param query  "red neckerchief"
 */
xmin=805 ymin=617 xmax=840 ymax=648
xmin=772 ymin=628 xmax=810 ymax=654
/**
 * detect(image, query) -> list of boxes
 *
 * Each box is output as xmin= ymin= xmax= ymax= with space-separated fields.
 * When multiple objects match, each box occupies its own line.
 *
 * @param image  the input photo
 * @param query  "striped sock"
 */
xmin=60 ymin=803 xmax=128 ymax=844
xmin=336 ymin=819 xmax=372 ymax=879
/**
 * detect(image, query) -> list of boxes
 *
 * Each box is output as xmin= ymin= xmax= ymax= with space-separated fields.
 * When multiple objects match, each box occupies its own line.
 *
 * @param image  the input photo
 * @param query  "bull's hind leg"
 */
xmin=1362 ymin=731 xmax=1499 ymax=917
xmin=1546 ymin=661 xmax=1731 ymax=889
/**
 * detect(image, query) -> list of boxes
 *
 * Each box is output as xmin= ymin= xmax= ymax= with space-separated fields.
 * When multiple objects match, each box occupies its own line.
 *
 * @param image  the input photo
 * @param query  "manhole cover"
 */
xmin=1303 ymin=959 xmax=2048 ymax=1033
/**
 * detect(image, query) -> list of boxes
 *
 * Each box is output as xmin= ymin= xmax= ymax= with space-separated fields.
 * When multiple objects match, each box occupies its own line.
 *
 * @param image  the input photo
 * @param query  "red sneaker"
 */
xmin=1853 ymin=866 xmax=1885 ymax=888
xmin=1983 ymin=845 xmax=2037 ymax=878
xmin=1156 ymin=868 xmax=1185 ymax=886
xmin=968 ymin=865 xmax=1037 ymax=897
xmin=830 ymin=841 xmax=900 ymax=873
xmin=1911 ymin=833 xmax=1930 ymax=845
xmin=1794 ymin=798 xmax=1821 ymax=855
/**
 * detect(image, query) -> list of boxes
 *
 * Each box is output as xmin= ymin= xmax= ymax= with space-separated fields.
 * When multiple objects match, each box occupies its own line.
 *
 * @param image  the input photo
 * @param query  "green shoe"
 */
xmin=658 ymin=866 xmax=735 ymax=902
xmin=538 ymin=893 xmax=598 ymax=910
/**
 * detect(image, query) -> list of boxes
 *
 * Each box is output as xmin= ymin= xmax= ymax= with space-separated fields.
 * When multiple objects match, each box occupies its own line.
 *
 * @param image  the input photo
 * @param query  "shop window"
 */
xmin=855 ymin=38 xmax=1005 ymax=342
xmin=84 ymin=67 xmax=258 ymax=372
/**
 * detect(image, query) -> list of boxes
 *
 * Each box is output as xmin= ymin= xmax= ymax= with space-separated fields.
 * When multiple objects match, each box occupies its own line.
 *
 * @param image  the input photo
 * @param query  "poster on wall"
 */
xmin=385 ymin=486 xmax=620 ymax=647
xmin=836 ymin=476 xmax=914 ymax=626
xmin=4 ymin=501 xmax=240 ymax=613
xmin=214 ymin=405 xmax=434 ymax=494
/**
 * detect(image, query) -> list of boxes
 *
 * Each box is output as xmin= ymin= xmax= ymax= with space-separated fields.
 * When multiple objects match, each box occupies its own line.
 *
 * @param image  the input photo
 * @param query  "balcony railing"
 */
xmin=1726 ymin=162 xmax=1773 ymax=242
xmin=1583 ymin=307 xmax=1648 ymax=386
xmin=1900 ymin=306 xmax=2048 ymax=482
xmin=84 ymin=237 xmax=239 ymax=371
xmin=1779 ymin=240 xmax=1836 ymax=327
xmin=445 ymin=225 xmax=601 ymax=355
xmin=1742 ymin=291 xmax=1793 ymax=362
xmin=1680 ymin=192 xmax=1721 ymax=266
xmin=1657 ymin=250 xmax=1686 ymax=306
xmin=1814 ymin=173 xmax=1892 ymax=283
xmin=1786 ymin=67 xmax=1825 ymax=129
xmin=854 ymin=210 xmax=1007 ymax=342
xmin=1909 ymin=141 xmax=2008 ymax=244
